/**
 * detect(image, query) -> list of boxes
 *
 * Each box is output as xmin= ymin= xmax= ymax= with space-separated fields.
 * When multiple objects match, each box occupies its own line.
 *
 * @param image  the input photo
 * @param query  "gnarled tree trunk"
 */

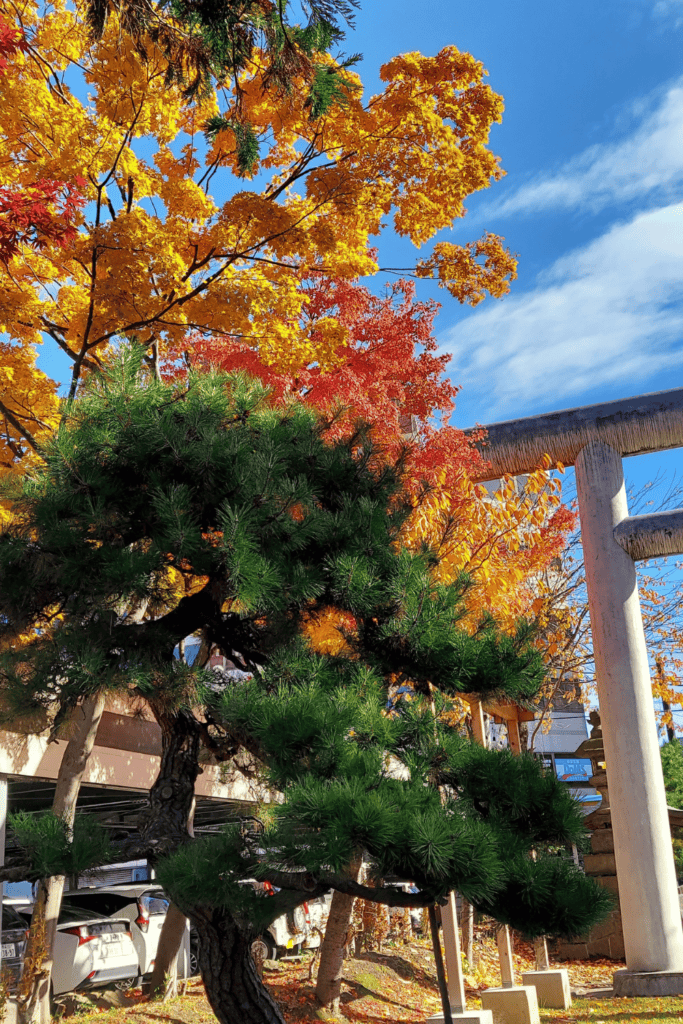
xmin=189 ymin=906 xmax=286 ymax=1024
xmin=143 ymin=706 xmax=202 ymax=856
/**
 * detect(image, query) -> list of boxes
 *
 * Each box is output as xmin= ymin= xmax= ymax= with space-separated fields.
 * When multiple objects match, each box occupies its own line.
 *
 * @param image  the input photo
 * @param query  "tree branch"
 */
xmin=263 ymin=869 xmax=442 ymax=908
xmin=0 ymin=400 xmax=42 ymax=456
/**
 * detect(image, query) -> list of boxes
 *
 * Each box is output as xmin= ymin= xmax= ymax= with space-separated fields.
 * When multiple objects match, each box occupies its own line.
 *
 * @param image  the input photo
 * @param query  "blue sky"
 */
xmin=346 ymin=0 xmax=683 ymax=450
xmin=346 ymin=2 xmax=683 ymax=730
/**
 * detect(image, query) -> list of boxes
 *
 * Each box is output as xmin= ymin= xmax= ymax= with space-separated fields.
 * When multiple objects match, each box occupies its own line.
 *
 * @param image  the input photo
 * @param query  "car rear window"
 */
xmin=2 ymin=906 xmax=28 ymax=931
xmin=61 ymin=893 xmax=131 ymax=916
xmin=57 ymin=902 xmax=112 ymax=925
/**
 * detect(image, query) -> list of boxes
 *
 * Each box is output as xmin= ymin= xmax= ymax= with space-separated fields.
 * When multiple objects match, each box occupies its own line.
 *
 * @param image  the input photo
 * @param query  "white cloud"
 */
xmin=439 ymin=204 xmax=683 ymax=418
xmin=486 ymin=79 xmax=683 ymax=219
xmin=653 ymin=1 xmax=683 ymax=28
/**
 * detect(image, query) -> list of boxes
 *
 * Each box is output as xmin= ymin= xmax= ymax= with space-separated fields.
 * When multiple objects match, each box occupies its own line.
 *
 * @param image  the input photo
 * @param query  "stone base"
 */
xmin=427 ymin=1012 xmax=493 ymax=1024
xmin=522 ymin=969 xmax=571 ymax=1009
xmin=613 ymin=969 xmax=683 ymax=997
xmin=480 ymin=986 xmax=540 ymax=1024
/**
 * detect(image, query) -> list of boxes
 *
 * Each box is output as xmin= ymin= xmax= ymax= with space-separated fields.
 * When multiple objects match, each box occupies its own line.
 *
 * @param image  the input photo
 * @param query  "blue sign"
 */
xmin=554 ymin=757 xmax=593 ymax=783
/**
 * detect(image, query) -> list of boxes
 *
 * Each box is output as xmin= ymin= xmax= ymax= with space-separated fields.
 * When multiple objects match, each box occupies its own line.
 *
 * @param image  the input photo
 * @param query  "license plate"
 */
xmin=102 ymin=943 xmax=121 ymax=957
xmin=1 ymin=944 xmax=15 ymax=958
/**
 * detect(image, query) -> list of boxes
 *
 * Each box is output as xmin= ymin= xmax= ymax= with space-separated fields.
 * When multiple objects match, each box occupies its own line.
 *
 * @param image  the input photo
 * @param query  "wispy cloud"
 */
xmin=484 ymin=79 xmax=683 ymax=219
xmin=440 ymin=204 xmax=683 ymax=419
xmin=653 ymin=1 xmax=683 ymax=28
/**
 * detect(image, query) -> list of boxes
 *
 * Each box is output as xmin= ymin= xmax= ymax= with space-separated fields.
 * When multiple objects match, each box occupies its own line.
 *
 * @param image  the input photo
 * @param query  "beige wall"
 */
xmin=0 ymin=696 xmax=257 ymax=803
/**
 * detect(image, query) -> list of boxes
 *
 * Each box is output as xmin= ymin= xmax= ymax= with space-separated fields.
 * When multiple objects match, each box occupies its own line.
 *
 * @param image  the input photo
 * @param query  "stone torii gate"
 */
xmin=466 ymin=387 xmax=683 ymax=997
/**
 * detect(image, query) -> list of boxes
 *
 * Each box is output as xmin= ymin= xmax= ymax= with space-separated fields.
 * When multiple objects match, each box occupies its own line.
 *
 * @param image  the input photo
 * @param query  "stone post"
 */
xmin=575 ymin=440 xmax=683 ymax=983
xmin=442 ymin=892 xmax=466 ymax=1013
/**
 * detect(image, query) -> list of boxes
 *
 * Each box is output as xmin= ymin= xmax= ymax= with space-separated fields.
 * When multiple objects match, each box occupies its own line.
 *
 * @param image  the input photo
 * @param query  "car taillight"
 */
xmin=135 ymin=914 xmax=149 ymax=933
xmin=63 ymin=926 xmax=96 ymax=945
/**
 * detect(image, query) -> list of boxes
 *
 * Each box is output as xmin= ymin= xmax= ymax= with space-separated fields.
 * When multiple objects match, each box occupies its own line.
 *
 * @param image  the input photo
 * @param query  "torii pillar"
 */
xmin=466 ymin=388 xmax=683 ymax=997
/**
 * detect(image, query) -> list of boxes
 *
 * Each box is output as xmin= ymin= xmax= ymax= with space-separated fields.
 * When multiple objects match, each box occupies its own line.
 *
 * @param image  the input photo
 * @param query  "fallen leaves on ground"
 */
xmin=52 ymin=935 xmax=682 ymax=1024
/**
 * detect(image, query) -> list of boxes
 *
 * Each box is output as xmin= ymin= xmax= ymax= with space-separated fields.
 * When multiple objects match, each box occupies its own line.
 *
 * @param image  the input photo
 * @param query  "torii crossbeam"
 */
xmin=466 ymin=388 xmax=683 ymax=997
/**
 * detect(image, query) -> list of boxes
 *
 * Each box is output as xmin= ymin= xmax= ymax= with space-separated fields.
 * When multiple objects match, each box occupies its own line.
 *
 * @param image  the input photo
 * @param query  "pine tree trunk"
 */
xmin=145 ymin=901 xmax=188 ymax=997
xmin=314 ymin=889 xmax=354 ymax=1012
xmin=142 ymin=706 xmax=202 ymax=856
xmin=190 ymin=906 xmax=286 ymax=1024
xmin=314 ymin=854 xmax=362 ymax=1011
xmin=18 ymin=691 xmax=107 ymax=1024
xmin=144 ymin=799 xmax=196 ymax=998
xmin=137 ymin=709 xmax=201 ymax=999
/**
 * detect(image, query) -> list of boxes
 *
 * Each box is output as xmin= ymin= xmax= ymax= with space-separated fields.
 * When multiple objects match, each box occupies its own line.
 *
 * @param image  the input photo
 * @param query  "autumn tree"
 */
xmin=0 ymin=14 xmax=86 ymax=479
xmin=0 ymin=359 xmax=612 ymax=1024
xmin=0 ymin=0 xmax=515 ymax=435
xmin=0 ymin=2 xmax=577 ymax=1011
xmin=185 ymin=273 xmax=574 ymax=635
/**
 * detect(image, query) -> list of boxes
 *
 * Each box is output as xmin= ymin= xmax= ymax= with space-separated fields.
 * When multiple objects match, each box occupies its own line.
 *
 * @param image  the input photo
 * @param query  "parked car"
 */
xmin=248 ymin=881 xmax=332 ymax=960
xmin=15 ymin=901 xmax=139 ymax=995
xmin=1 ymin=902 xmax=29 ymax=990
xmin=63 ymin=884 xmax=176 ymax=980
xmin=64 ymin=880 xmax=332 ymax=974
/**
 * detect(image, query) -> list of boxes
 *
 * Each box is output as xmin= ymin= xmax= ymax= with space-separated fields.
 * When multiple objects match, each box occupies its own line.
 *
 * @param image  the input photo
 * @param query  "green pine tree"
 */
xmin=0 ymin=352 xmax=612 ymax=1024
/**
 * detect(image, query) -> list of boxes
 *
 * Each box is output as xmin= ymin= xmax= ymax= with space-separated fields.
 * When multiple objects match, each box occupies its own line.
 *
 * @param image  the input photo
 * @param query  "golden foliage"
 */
xmin=0 ymin=1 xmax=515 ymax=464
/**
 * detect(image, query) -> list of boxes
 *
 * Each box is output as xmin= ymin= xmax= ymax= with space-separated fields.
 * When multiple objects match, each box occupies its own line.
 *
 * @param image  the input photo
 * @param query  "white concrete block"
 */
xmin=427 ymin=1013 xmax=493 ymax=1024
xmin=613 ymin=968 xmax=683 ymax=996
xmin=480 ymin=985 xmax=540 ymax=1024
xmin=522 ymin=969 xmax=572 ymax=1009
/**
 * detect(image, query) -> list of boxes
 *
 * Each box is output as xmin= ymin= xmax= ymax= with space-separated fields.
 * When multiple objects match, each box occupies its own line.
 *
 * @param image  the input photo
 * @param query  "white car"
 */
xmin=62 ymin=884 xmax=189 ymax=978
xmin=65 ymin=881 xmax=332 ymax=972
xmin=16 ymin=901 xmax=138 ymax=995
xmin=249 ymin=882 xmax=332 ymax=960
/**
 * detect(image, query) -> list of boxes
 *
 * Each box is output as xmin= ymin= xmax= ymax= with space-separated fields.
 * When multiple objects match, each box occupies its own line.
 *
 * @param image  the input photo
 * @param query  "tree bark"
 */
xmin=144 ymin=798 xmax=196 ymax=998
xmin=18 ymin=691 xmax=107 ymax=1024
xmin=314 ymin=853 xmax=363 ymax=1011
xmin=189 ymin=906 xmax=286 ymax=1024
xmin=460 ymin=899 xmax=474 ymax=968
xmin=142 ymin=706 xmax=203 ymax=857
xmin=314 ymin=889 xmax=354 ymax=1012
xmin=146 ymin=902 xmax=186 ymax=998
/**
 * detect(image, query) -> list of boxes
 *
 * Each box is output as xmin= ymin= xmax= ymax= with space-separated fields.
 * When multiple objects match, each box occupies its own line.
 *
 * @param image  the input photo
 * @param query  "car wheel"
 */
xmin=114 ymin=977 xmax=136 ymax=992
xmin=189 ymin=929 xmax=200 ymax=977
xmin=250 ymin=933 xmax=276 ymax=963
